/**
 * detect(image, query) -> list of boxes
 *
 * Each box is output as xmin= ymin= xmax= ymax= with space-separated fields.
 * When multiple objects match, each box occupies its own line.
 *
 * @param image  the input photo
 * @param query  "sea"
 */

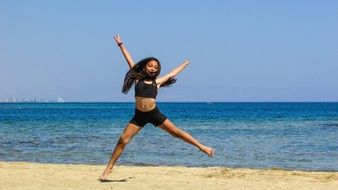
xmin=1 ymin=102 xmax=338 ymax=171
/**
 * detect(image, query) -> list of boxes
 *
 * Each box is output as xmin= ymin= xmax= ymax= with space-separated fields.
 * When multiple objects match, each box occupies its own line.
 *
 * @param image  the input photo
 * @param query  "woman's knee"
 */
xmin=117 ymin=135 xmax=130 ymax=145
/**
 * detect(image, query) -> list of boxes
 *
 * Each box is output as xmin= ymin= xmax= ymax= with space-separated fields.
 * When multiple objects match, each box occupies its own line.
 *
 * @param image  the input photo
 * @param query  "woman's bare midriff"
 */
xmin=135 ymin=97 xmax=156 ymax=112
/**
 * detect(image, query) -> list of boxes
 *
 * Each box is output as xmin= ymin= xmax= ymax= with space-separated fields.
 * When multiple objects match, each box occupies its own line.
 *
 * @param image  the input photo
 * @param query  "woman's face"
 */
xmin=144 ymin=60 xmax=159 ymax=77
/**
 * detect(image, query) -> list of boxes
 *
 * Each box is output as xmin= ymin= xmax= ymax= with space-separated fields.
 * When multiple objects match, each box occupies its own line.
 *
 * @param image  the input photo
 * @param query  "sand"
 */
xmin=1 ymin=161 xmax=338 ymax=190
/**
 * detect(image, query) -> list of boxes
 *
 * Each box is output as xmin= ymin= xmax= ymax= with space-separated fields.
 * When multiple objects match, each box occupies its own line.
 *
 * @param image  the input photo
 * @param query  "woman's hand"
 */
xmin=114 ymin=34 xmax=122 ymax=45
xmin=183 ymin=60 xmax=191 ymax=67
xmin=113 ymin=34 xmax=135 ymax=68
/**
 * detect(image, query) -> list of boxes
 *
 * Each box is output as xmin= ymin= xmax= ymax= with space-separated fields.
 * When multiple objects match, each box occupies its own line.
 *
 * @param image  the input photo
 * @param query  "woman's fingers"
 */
xmin=113 ymin=34 xmax=121 ymax=43
xmin=184 ymin=60 xmax=191 ymax=65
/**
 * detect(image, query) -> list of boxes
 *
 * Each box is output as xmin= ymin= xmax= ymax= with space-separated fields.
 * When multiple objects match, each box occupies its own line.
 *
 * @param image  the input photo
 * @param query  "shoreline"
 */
xmin=2 ymin=160 xmax=338 ymax=173
xmin=1 ymin=161 xmax=338 ymax=190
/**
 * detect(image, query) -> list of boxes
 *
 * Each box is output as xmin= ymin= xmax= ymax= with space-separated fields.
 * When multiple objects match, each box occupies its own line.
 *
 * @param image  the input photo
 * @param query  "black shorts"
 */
xmin=129 ymin=106 xmax=167 ymax=127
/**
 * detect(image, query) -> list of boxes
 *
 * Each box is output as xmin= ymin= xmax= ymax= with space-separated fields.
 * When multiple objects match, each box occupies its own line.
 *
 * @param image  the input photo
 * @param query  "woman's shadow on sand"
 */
xmin=98 ymin=176 xmax=134 ymax=183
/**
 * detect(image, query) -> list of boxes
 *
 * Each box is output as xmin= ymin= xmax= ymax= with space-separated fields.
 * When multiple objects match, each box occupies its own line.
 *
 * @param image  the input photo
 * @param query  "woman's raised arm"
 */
xmin=156 ymin=60 xmax=191 ymax=86
xmin=114 ymin=34 xmax=135 ymax=69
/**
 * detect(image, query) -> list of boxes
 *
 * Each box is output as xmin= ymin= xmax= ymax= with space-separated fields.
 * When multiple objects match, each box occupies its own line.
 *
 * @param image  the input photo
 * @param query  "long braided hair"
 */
xmin=121 ymin=57 xmax=177 ymax=94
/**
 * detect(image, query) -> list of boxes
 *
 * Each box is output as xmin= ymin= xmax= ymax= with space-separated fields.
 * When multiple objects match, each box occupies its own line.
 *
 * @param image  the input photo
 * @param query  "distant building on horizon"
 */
xmin=56 ymin=98 xmax=65 ymax=103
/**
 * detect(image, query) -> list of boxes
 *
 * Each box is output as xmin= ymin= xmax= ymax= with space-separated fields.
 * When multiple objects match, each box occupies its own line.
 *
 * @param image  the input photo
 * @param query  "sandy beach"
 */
xmin=0 ymin=162 xmax=337 ymax=190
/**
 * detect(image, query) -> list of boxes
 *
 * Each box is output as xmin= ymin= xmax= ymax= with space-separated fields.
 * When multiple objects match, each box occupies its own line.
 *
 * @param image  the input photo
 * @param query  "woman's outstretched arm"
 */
xmin=156 ymin=60 xmax=191 ymax=86
xmin=114 ymin=34 xmax=135 ymax=69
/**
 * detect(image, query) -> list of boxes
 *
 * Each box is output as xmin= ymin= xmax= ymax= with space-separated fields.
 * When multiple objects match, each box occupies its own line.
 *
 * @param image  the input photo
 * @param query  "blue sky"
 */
xmin=1 ymin=0 xmax=337 ymax=102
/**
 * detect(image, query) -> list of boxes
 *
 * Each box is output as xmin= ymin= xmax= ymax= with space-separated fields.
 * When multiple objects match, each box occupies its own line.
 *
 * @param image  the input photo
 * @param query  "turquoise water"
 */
xmin=1 ymin=102 xmax=338 ymax=171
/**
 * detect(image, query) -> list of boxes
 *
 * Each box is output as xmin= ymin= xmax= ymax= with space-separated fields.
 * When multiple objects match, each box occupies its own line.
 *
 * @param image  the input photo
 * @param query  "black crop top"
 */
xmin=135 ymin=80 xmax=158 ymax=99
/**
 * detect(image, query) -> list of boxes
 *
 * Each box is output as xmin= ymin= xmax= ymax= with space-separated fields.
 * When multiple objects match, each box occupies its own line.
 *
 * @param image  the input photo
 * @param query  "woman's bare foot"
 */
xmin=99 ymin=173 xmax=109 ymax=181
xmin=200 ymin=145 xmax=214 ymax=157
xmin=99 ymin=167 xmax=113 ymax=181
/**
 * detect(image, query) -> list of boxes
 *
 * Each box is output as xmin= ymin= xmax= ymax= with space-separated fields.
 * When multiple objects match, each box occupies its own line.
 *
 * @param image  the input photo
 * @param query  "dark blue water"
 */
xmin=1 ymin=102 xmax=338 ymax=171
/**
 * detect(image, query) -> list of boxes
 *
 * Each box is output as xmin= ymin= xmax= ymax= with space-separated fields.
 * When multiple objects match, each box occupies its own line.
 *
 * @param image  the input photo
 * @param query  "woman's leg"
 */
xmin=99 ymin=123 xmax=142 ymax=180
xmin=158 ymin=119 xmax=214 ymax=157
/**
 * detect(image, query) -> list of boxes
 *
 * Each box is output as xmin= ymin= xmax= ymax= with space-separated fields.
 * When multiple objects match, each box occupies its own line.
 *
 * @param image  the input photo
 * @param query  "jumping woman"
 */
xmin=99 ymin=34 xmax=214 ymax=181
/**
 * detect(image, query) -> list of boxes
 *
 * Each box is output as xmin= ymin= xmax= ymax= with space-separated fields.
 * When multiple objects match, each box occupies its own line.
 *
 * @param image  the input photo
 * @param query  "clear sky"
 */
xmin=1 ymin=0 xmax=337 ymax=102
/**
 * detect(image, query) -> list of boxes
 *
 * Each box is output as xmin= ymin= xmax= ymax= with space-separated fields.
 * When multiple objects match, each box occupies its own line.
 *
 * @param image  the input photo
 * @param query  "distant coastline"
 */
xmin=0 ymin=97 xmax=65 ymax=103
xmin=1 ymin=101 xmax=337 ymax=103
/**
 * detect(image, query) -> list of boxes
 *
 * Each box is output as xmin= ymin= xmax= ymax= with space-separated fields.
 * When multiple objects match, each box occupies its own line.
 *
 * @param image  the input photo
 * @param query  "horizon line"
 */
xmin=1 ymin=101 xmax=337 ymax=103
